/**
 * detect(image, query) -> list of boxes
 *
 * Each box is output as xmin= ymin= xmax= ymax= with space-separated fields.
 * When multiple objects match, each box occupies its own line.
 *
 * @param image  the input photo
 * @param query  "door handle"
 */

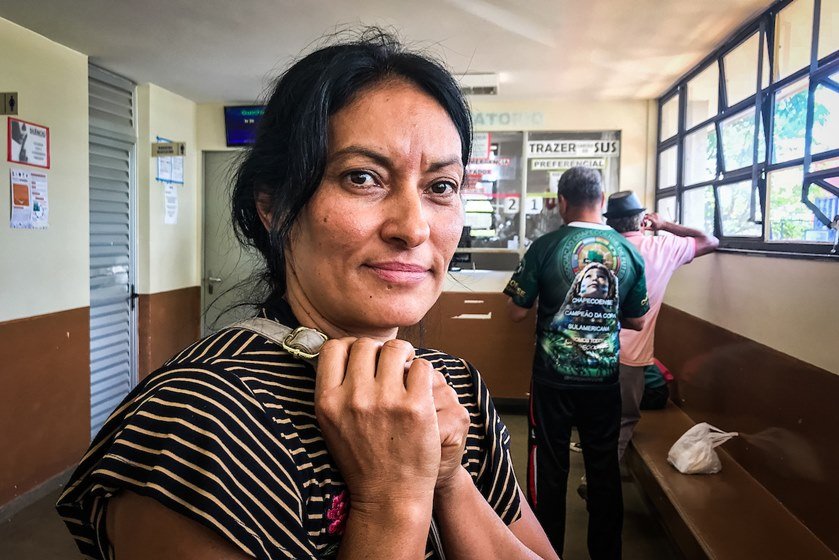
xmin=207 ymin=274 xmax=222 ymax=294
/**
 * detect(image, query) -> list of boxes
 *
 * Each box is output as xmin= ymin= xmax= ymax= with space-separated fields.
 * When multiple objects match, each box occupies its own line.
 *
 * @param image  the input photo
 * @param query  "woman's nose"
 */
xmin=380 ymin=186 xmax=431 ymax=248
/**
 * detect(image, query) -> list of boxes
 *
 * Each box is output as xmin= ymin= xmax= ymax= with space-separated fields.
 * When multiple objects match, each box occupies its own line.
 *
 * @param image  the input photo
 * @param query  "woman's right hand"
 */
xmin=315 ymin=338 xmax=441 ymax=510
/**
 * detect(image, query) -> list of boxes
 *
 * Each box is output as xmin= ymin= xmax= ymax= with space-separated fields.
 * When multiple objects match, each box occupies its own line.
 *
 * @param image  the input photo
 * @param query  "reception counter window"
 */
xmin=458 ymin=130 xmax=621 ymax=270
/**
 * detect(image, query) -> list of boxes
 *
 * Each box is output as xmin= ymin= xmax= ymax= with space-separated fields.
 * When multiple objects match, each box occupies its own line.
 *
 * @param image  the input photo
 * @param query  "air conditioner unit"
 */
xmin=459 ymin=73 xmax=498 ymax=96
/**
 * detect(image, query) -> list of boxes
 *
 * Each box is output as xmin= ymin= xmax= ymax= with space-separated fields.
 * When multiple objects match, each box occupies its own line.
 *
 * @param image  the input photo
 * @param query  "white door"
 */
xmin=88 ymin=65 xmax=137 ymax=439
xmin=202 ymin=151 xmax=262 ymax=335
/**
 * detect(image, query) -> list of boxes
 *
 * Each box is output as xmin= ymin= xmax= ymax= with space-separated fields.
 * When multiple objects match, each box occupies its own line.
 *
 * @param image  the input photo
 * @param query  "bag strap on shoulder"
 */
xmin=229 ymin=317 xmax=327 ymax=367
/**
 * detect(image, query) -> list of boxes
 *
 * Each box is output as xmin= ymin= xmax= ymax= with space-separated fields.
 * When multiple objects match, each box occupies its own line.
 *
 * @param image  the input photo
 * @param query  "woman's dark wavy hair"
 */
xmin=231 ymin=29 xmax=472 ymax=305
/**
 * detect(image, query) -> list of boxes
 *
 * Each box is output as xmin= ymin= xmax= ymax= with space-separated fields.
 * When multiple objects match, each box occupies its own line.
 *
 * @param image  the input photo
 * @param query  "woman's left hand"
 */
xmin=432 ymin=370 xmax=470 ymax=491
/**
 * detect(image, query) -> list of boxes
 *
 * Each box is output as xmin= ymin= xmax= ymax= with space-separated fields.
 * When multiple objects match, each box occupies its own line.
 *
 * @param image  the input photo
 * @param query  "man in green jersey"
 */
xmin=505 ymin=166 xmax=649 ymax=560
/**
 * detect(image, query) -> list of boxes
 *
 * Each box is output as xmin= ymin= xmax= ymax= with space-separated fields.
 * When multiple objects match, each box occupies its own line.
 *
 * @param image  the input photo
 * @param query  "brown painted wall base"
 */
xmin=0 ymin=308 xmax=90 ymax=506
xmin=137 ymin=287 xmax=201 ymax=380
xmin=656 ymin=304 xmax=839 ymax=553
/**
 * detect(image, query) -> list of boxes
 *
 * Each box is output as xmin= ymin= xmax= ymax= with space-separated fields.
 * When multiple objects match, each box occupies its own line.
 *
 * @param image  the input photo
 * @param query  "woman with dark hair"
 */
xmin=57 ymin=31 xmax=558 ymax=560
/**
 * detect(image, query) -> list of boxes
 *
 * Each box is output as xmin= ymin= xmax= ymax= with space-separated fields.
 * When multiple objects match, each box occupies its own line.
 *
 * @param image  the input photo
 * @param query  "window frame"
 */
xmin=655 ymin=0 xmax=839 ymax=258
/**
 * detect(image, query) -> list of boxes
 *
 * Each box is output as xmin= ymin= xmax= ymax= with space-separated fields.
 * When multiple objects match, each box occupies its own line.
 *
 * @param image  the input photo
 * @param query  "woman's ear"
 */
xmin=255 ymin=192 xmax=273 ymax=231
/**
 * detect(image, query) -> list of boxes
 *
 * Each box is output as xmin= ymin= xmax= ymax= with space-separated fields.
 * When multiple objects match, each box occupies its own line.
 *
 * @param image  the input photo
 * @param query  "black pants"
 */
xmin=527 ymin=381 xmax=623 ymax=560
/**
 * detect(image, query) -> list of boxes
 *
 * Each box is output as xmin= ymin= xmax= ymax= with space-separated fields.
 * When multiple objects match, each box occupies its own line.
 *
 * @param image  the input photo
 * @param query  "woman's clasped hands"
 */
xmin=315 ymin=338 xmax=470 ymax=515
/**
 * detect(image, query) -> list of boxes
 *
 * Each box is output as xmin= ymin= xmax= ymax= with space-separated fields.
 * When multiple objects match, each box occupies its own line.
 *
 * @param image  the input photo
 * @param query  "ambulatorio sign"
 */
xmin=473 ymin=111 xmax=544 ymax=127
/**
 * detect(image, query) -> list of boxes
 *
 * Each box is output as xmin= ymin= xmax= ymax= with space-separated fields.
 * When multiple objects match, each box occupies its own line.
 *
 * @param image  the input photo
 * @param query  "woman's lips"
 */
xmin=365 ymin=262 xmax=431 ymax=284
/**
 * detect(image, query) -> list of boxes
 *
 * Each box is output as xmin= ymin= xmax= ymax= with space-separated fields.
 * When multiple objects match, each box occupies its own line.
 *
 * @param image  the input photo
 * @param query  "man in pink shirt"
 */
xmin=604 ymin=191 xmax=719 ymax=459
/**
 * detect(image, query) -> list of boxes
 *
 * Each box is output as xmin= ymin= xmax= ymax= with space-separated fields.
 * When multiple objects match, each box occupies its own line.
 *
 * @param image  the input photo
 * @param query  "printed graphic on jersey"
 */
xmin=540 ymin=262 xmax=620 ymax=382
xmin=561 ymin=234 xmax=625 ymax=283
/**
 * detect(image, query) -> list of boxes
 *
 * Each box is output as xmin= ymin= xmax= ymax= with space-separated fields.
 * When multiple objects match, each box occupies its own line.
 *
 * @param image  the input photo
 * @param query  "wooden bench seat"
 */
xmin=625 ymin=403 xmax=836 ymax=560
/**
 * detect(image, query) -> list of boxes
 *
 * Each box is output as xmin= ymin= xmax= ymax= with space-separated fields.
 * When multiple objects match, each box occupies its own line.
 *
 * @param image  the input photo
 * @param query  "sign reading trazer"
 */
xmin=527 ymin=140 xmax=619 ymax=158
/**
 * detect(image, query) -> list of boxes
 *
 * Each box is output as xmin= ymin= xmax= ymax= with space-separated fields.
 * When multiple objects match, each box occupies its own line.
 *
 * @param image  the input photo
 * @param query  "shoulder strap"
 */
xmin=229 ymin=317 xmax=328 ymax=367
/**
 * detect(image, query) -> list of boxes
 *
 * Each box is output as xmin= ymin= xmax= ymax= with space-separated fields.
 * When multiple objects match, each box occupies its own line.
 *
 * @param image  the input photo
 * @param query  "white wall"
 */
xmin=136 ymin=84 xmax=200 ymax=294
xmin=0 ymin=18 xmax=89 ymax=322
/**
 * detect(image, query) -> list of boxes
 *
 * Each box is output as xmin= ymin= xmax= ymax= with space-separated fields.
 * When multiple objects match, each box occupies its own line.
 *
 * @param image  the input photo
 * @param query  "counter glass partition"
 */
xmin=456 ymin=129 xmax=621 ymax=271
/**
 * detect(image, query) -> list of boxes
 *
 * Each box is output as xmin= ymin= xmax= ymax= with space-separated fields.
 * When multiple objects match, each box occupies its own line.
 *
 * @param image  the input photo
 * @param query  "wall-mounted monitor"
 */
xmin=224 ymin=105 xmax=265 ymax=147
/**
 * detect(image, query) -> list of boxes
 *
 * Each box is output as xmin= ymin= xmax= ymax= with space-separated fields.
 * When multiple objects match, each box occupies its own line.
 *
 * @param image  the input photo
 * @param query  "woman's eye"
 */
xmin=345 ymin=171 xmax=377 ymax=187
xmin=428 ymin=181 xmax=458 ymax=196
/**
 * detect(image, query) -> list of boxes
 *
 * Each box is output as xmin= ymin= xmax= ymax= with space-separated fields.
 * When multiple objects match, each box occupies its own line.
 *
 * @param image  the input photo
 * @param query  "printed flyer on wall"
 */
xmin=8 ymin=118 xmax=51 ymax=169
xmin=9 ymin=168 xmax=49 ymax=229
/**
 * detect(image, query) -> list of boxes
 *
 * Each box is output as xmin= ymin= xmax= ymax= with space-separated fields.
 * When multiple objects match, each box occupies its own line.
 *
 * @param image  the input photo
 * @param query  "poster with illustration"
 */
xmin=8 ymin=118 xmax=50 ymax=169
xmin=9 ymin=168 xmax=49 ymax=229
xmin=10 ymin=169 xmax=32 ymax=228
xmin=540 ymin=261 xmax=621 ymax=383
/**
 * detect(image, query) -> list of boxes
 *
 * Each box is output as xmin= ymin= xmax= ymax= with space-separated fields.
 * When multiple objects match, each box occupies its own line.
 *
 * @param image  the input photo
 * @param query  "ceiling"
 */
xmin=0 ymin=0 xmax=775 ymax=103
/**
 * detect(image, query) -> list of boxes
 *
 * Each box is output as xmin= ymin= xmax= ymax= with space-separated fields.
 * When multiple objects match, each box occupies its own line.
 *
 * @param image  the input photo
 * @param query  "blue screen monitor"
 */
xmin=224 ymin=105 xmax=265 ymax=146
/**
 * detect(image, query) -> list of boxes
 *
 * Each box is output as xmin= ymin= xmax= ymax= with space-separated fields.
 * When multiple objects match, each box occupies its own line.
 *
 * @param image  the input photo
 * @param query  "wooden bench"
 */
xmin=625 ymin=403 xmax=836 ymax=560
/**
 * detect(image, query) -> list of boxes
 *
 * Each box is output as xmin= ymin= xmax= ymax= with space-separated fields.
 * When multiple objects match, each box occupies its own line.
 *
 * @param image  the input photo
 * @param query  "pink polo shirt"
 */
xmin=620 ymin=231 xmax=696 ymax=366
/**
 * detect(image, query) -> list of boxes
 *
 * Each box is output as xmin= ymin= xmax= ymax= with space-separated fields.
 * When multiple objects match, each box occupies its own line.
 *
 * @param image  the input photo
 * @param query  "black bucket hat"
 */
xmin=604 ymin=191 xmax=646 ymax=218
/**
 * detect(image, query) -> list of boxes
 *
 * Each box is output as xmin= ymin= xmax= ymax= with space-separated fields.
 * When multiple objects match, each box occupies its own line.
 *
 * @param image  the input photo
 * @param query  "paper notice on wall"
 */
xmin=29 ymin=171 xmax=48 ymax=229
xmin=164 ymin=183 xmax=178 ymax=224
xmin=157 ymin=156 xmax=173 ymax=182
xmin=10 ymin=169 xmax=50 ymax=229
xmin=171 ymin=156 xmax=184 ymax=184
xmin=10 ymin=168 xmax=32 ymax=228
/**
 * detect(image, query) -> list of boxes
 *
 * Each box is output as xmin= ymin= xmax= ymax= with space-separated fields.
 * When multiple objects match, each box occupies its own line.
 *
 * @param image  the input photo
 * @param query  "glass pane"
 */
xmin=718 ymin=180 xmax=762 ymax=236
xmin=683 ymin=123 xmax=717 ymax=185
xmin=812 ymin=78 xmax=839 ymax=154
xmin=463 ymin=131 xmax=523 ymax=251
xmin=658 ymin=196 xmax=677 ymax=222
xmin=804 ymin=182 xmax=839 ymax=242
xmin=774 ymin=0 xmax=815 ymax=81
xmin=772 ymin=77 xmax=809 ymax=162
xmin=686 ymin=63 xmax=719 ymax=129
xmin=660 ymin=95 xmax=679 ymax=141
xmin=724 ymin=33 xmax=759 ymax=106
xmin=818 ymin=0 xmax=839 ymax=59
xmin=812 ymin=156 xmax=839 ymax=172
xmin=767 ymin=166 xmax=814 ymax=241
xmin=524 ymin=131 xmax=620 ymax=244
xmin=683 ymin=186 xmax=715 ymax=233
xmin=720 ymin=107 xmax=766 ymax=171
xmin=658 ymin=146 xmax=678 ymax=189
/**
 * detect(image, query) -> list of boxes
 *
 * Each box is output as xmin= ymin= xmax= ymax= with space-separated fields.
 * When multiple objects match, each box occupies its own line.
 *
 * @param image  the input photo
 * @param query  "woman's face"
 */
xmin=285 ymin=80 xmax=465 ymax=336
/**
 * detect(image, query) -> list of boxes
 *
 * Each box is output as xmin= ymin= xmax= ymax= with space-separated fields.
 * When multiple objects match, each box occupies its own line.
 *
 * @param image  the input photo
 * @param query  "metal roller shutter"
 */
xmin=88 ymin=65 xmax=136 ymax=439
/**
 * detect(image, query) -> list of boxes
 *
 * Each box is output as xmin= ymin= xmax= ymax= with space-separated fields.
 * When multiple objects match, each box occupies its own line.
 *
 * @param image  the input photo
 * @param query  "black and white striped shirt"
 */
xmin=57 ymin=303 xmax=522 ymax=559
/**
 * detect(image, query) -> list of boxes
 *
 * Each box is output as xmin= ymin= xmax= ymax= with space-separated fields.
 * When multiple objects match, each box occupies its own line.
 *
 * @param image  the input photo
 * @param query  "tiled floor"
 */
xmin=501 ymin=413 xmax=679 ymax=560
xmin=0 ymin=414 xmax=679 ymax=559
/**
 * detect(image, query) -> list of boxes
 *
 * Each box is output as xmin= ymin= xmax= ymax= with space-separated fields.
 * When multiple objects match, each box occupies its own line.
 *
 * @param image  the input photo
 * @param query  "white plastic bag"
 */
xmin=667 ymin=422 xmax=738 ymax=474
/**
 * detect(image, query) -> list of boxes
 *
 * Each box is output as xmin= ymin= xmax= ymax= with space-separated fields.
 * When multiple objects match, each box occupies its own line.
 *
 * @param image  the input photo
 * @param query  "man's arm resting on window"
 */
xmin=646 ymin=213 xmax=719 ymax=256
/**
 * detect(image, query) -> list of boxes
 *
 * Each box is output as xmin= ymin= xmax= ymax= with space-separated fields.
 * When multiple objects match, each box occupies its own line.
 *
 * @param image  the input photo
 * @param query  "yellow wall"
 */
xmin=665 ymin=253 xmax=839 ymax=374
xmin=0 ymin=18 xmax=89 ymax=322
xmin=136 ymin=84 xmax=200 ymax=294
xmin=197 ymin=103 xmax=239 ymax=153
